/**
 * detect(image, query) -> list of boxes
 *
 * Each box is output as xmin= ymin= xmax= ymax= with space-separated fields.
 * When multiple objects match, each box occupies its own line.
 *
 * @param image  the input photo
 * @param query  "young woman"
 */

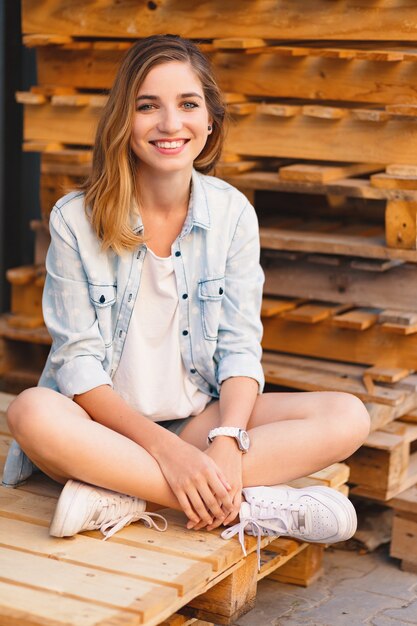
xmin=3 ymin=35 xmax=370 ymax=560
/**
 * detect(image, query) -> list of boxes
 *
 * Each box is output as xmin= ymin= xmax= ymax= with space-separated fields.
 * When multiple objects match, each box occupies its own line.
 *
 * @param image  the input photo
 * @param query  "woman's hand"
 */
xmin=199 ymin=437 xmax=244 ymax=531
xmin=155 ymin=437 xmax=234 ymax=529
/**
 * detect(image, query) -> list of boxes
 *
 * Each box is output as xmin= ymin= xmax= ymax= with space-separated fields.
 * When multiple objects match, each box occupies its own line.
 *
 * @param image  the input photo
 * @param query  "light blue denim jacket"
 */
xmin=2 ymin=169 xmax=264 ymax=487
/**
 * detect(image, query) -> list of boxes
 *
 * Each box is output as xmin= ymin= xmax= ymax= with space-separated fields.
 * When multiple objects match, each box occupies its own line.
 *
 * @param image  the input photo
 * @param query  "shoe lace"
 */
xmin=221 ymin=500 xmax=307 ymax=570
xmin=88 ymin=494 xmax=168 ymax=540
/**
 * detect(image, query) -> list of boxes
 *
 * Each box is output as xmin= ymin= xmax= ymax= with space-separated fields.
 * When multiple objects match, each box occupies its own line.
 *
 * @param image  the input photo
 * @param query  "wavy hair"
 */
xmin=81 ymin=35 xmax=226 ymax=253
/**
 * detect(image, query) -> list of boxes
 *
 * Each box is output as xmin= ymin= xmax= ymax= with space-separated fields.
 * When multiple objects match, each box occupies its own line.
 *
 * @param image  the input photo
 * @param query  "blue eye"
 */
xmin=136 ymin=103 xmax=155 ymax=111
xmin=183 ymin=102 xmax=199 ymax=109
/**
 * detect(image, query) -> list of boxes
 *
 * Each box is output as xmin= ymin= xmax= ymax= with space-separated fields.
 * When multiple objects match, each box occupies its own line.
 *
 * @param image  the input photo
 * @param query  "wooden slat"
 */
xmin=281 ymin=302 xmax=344 ymax=324
xmin=261 ymin=297 xmax=302 ymax=317
xmin=0 ymin=581 xmax=127 ymax=626
xmin=260 ymin=226 xmax=417 ymax=262
xmin=262 ymin=315 xmax=417 ymax=369
xmin=331 ymin=309 xmax=379 ymax=330
xmin=225 ymin=113 xmax=417 ymax=166
xmin=21 ymin=1 xmax=417 ymax=40
xmin=262 ymin=354 xmax=406 ymax=405
xmin=263 ymin=257 xmax=417 ymax=312
xmin=224 ymin=171 xmax=417 ymax=201
xmin=0 ymin=541 xmax=176 ymax=620
xmin=278 ymin=162 xmax=381 ymax=183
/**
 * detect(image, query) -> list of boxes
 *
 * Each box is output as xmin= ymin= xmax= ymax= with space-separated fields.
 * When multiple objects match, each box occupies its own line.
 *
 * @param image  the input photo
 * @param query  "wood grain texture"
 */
xmin=21 ymin=0 xmax=417 ymax=40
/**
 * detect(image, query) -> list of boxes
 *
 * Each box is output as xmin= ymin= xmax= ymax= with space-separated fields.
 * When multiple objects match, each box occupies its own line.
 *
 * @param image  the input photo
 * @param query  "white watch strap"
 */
xmin=208 ymin=427 xmax=241 ymax=439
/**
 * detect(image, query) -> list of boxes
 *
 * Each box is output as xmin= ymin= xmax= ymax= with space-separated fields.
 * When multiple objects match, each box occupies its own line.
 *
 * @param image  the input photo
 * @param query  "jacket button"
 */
xmin=219 ymin=288 xmax=223 ymax=295
xmin=99 ymin=295 xmax=106 ymax=303
xmin=190 ymin=368 xmax=196 ymax=374
xmin=182 ymin=330 xmax=189 ymax=336
xmin=182 ymin=293 xmax=188 ymax=299
xmin=175 ymin=251 xmax=181 ymax=257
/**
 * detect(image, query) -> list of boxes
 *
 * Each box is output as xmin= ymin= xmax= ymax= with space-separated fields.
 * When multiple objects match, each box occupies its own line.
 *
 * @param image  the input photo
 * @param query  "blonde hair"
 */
xmin=81 ymin=35 xmax=226 ymax=253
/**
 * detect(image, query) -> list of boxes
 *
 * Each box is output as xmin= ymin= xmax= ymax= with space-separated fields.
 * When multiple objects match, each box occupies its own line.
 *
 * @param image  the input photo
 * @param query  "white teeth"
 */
xmin=154 ymin=140 xmax=185 ymax=149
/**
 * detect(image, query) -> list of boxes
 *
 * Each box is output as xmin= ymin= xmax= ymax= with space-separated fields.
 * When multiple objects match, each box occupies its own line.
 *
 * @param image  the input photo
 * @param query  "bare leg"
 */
xmin=7 ymin=388 xmax=370 ymax=507
xmin=179 ymin=391 xmax=370 ymax=485
xmin=7 ymin=387 xmax=181 ymax=510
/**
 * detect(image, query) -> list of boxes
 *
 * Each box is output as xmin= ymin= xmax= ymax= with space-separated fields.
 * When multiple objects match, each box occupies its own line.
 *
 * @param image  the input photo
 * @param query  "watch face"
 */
xmin=240 ymin=430 xmax=250 ymax=451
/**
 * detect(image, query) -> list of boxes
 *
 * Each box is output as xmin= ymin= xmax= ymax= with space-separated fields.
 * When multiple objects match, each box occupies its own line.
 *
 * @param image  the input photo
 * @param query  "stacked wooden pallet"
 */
xmin=9 ymin=0 xmax=417 ymax=573
xmin=0 ymin=392 xmax=351 ymax=624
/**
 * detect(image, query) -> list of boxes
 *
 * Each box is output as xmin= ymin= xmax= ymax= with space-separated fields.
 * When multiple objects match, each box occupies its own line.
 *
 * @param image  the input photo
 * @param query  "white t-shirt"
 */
xmin=113 ymin=248 xmax=211 ymax=421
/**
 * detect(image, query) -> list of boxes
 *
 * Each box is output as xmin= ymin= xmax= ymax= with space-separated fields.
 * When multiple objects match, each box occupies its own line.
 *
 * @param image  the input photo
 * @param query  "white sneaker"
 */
xmin=221 ymin=485 xmax=357 ymax=567
xmin=50 ymin=479 xmax=168 ymax=540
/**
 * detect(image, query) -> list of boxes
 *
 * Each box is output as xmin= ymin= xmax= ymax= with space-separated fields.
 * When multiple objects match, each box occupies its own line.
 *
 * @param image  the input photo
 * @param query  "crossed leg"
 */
xmin=7 ymin=387 xmax=370 ymax=514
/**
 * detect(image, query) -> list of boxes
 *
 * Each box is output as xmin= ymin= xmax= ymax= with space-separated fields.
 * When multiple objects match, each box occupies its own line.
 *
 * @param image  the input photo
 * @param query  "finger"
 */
xmin=186 ymin=487 xmax=214 ymax=528
xmin=175 ymin=491 xmax=200 ymax=527
xmin=222 ymin=491 xmax=242 ymax=526
xmin=211 ymin=474 xmax=234 ymax=512
xmin=198 ymin=483 xmax=226 ymax=522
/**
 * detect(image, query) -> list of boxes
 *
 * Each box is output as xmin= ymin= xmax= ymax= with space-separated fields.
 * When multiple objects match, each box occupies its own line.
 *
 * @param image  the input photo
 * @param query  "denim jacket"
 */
xmin=2 ymin=169 xmax=264 ymax=487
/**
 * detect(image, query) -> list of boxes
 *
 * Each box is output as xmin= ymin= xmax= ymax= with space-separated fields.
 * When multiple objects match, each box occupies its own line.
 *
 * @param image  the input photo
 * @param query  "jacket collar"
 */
xmin=132 ymin=169 xmax=211 ymax=235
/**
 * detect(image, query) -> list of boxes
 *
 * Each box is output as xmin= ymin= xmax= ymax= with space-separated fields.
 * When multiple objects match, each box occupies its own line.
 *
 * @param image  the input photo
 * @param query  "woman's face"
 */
xmin=131 ymin=61 xmax=213 ymax=176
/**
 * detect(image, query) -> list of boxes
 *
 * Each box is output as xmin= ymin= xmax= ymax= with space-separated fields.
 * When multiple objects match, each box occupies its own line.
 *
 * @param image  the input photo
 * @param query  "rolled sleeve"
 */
xmin=214 ymin=201 xmax=265 ymax=393
xmin=43 ymin=207 xmax=113 ymax=398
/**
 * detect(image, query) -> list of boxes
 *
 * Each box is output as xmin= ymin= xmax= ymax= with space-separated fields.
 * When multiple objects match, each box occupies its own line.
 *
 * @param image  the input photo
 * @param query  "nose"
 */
xmin=157 ymin=106 xmax=182 ymax=134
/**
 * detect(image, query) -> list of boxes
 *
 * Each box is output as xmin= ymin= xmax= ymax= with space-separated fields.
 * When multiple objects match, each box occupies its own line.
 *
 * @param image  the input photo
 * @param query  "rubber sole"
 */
xmin=290 ymin=485 xmax=357 ymax=543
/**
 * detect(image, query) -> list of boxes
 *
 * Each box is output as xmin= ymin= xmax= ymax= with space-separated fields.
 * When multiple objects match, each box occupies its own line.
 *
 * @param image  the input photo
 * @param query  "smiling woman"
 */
xmin=4 ymin=35 xmax=370 ymax=565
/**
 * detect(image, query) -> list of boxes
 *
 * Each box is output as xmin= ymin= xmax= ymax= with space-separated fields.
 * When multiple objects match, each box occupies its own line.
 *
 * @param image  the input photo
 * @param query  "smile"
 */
xmin=151 ymin=139 xmax=189 ymax=149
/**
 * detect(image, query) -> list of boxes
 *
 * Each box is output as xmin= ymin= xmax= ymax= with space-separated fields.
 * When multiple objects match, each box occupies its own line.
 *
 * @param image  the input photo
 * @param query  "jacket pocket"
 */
xmin=88 ymin=283 xmax=116 ymax=347
xmin=198 ymin=277 xmax=225 ymax=341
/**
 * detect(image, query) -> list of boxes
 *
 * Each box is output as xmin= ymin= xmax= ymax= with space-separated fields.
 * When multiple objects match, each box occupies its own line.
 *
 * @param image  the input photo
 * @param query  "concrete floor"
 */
xmin=233 ymin=545 xmax=417 ymax=626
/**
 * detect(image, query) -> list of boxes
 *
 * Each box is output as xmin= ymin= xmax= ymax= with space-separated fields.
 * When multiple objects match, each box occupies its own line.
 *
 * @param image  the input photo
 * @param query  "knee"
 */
xmin=329 ymin=392 xmax=371 ymax=457
xmin=7 ymin=387 xmax=53 ymax=441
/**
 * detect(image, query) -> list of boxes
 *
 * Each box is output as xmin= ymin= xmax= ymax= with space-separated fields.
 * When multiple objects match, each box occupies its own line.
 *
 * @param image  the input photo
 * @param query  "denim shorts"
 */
xmin=157 ymin=416 xmax=195 ymax=436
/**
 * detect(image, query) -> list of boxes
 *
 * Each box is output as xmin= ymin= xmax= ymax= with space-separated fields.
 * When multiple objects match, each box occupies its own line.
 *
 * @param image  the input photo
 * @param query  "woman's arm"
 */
xmin=74 ymin=384 xmax=234 ymax=528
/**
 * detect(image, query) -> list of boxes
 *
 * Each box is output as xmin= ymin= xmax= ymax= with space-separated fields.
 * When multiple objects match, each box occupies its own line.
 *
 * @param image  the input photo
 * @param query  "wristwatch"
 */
xmin=207 ymin=427 xmax=250 ymax=453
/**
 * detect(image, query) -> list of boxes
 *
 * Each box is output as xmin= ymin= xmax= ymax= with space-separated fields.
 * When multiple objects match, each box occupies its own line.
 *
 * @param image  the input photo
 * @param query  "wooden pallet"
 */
xmin=261 ymin=298 xmax=417 ymax=370
xmin=348 ymin=421 xmax=417 ymax=501
xmin=20 ymin=0 xmax=417 ymax=41
xmin=262 ymin=351 xmax=417 ymax=432
xmin=25 ymin=37 xmax=417 ymax=107
xmin=0 ymin=395 xmax=350 ymax=625
xmin=390 ymin=485 xmax=417 ymax=573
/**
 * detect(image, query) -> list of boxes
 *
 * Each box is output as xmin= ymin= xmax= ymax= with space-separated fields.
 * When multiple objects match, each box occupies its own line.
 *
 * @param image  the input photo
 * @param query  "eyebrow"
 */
xmin=136 ymin=92 xmax=203 ymax=102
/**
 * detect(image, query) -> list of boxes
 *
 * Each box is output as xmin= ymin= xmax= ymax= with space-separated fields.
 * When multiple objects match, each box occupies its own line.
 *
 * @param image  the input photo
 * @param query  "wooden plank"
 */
xmin=258 ymin=540 xmax=306 ymax=581
xmin=390 ymin=514 xmax=417 ymax=563
xmin=391 ymin=485 xmax=417 ymax=515
xmin=212 ymin=38 xmax=266 ymax=49
xmin=0 ymin=542 xmax=177 ymax=620
xmin=261 ymin=297 xmax=301 ymax=317
xmin=262 ymin=354 xmax=406 ymax=405
xmin=224 ymin=171 xmax=417 ymax=201
xmin=385 ymin=200 xmax=417 ymax=249
xmin=380 ymin=322 xmax=417 ymax=335
xmin=302 ymin=105 xmax=348 ymax=120
xmin=260 ymin=226 xmax=417 ymax=262
xmin=278 ymin=162 xmax=381 ymax=183
xmin=263 ymin=257 xmax=417 ymax=311
xmin=379 ymin=310 xmax=417 ymax=326
xmin=21 ymin=1 xmax=417 ymax=40
xmin=262 ymin=316 xmax=417 ymax=369
xmin=35 ymin=45 xmax=417 ymax=104
xmin=364 ymin=366 xmax=411 ymax=384
xmin=371 ymin=173 xmax=417 ymax=190
xmin=387 ymin=164 xmax=417 ymax=177
xmin=331 ymin=309 xmax=379 ymax=330
xmin=225 ymin=113 xmax=417 ymax=166
xmin=281 ymin=303 xmax=344 ymax=324
xmin=267 ymin=544 xmax=324 ymax=587
xmin=257 ymin=103 xmax=301 ymax=117
xmin=0 ymin=581 xmax=126 ymax=626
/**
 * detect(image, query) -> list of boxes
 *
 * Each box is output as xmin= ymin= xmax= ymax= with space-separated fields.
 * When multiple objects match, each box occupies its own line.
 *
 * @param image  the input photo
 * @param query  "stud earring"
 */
xmin=208 ymin=125 xmax=212 ymax=131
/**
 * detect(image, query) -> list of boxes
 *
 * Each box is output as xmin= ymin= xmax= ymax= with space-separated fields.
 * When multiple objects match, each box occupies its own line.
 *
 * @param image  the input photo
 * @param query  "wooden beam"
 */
xmin=262 ymin=316 xmax=417 ymax=369
xmin=262 ymin=257 xmax=417 ymax=311
xmin=21 ymin=1 xmax=417 ymax=40
xmin=225 ymin=113 xmax=417 ymax=166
